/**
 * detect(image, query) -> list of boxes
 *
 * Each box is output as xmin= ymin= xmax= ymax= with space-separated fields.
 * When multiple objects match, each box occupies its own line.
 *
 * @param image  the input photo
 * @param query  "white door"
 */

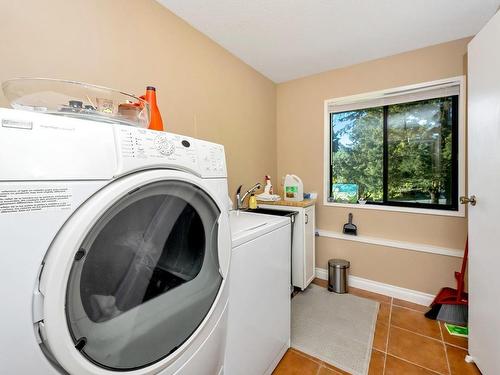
xmin=304 ymin=206 xmax=316 ymax=287
xmin=467 ymin=11 xmax=500 ymax=375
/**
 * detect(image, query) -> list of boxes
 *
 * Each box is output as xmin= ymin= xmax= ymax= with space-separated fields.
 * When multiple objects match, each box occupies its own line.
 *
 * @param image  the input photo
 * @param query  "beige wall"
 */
xmin=0 ymin=0 xmax=276 ymax=196
xmin=276 ymin=38 xmax=471 ymax=294
xmin=0 ymin=2 xmax=471 ymax=294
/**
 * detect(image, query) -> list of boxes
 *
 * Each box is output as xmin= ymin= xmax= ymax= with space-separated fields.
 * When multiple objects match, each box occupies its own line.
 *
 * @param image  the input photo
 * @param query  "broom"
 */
xmin=425 ymin=239 xmax=468 ymax=326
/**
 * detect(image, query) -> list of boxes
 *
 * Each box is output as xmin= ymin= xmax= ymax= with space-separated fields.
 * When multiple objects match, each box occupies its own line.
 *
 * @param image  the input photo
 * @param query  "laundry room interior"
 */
xmin=0 ymin=1 xmax=499 ymax=374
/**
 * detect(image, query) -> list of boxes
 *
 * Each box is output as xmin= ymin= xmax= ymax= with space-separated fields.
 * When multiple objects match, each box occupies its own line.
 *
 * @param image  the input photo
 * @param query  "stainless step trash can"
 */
xmin=328 ymin=259 xmax=350 ymax=293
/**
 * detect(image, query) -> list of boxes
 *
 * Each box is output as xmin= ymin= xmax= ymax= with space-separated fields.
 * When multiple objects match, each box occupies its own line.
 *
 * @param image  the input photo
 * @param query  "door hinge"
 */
xmin=32 ymin=263 xmax=45 ymax=324
xmin=33 ymin=290 xmax=45 ymax=324
xmin=460 ymin=195 xmax=476 ymax=206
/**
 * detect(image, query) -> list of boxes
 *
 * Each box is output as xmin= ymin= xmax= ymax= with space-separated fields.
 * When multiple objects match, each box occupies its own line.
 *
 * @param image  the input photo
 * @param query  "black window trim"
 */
xmin=328 ymin=95 xmax=460 ymax=211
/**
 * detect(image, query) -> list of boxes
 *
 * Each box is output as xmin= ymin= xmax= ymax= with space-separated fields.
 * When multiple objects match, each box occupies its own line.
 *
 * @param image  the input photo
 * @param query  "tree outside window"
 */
xmin=330 ymin=96 xmax=458 ymax=210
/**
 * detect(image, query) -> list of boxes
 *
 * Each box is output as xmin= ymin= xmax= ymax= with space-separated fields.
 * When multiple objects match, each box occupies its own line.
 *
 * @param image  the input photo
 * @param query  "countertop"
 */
xmin=257 ymin=198 xmax=316 ymax=208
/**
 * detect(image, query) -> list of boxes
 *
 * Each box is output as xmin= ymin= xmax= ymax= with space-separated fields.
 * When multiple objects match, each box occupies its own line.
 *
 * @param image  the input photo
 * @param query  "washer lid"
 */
xmin=229 ymin=211 xmax=290 ymax=248
xmin=36 ymin=170 xmax=230 ymax=374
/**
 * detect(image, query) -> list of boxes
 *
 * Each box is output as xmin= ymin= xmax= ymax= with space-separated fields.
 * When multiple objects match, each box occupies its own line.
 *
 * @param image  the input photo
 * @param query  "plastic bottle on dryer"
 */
xmin=143 ymin=86 xmax=164 ymax=131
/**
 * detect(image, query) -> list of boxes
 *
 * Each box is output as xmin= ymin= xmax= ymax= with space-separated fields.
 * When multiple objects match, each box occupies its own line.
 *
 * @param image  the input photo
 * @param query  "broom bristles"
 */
xmin=436 ymin=304 xmax=468 ymax=326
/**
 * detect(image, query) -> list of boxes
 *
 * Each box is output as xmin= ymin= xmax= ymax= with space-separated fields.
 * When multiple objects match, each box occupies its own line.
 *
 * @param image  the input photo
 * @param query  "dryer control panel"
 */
xmin=115 ymin=126 xmax=227 ymax=178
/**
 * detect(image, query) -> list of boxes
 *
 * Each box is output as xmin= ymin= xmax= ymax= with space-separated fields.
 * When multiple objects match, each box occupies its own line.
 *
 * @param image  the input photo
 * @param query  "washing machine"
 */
xmin=0 ymin=108 xmax=231 ymax=375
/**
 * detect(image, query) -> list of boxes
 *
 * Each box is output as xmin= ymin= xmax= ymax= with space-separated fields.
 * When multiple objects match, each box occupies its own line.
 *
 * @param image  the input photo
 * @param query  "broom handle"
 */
xmin=456 ymin=237 xmax=468 ymax=301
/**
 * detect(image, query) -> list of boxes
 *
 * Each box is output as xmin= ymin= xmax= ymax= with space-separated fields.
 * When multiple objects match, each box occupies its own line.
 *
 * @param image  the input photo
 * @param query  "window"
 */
xmin=326 ymin=78 xmax=463 ymax=213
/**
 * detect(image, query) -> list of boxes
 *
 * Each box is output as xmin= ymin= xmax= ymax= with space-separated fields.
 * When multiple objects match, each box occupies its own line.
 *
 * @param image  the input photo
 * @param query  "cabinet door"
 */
xmin=304 ymin=206 xmax=315 ymax=287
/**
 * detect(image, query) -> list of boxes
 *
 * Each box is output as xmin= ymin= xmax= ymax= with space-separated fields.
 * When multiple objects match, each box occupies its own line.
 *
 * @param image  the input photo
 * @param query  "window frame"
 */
xmin=323 ymin=76 xmax=466 ymax=217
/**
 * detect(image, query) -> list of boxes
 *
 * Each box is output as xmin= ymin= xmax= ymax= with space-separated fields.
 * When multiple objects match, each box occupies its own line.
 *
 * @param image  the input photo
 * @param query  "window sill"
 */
xmin=323 ymin=200 xmax=465 ymax=217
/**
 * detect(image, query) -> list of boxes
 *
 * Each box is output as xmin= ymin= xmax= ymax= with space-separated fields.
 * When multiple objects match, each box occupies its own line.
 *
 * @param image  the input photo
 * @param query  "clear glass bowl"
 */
xmin=2 ymin=78 xmax=150 ymax=128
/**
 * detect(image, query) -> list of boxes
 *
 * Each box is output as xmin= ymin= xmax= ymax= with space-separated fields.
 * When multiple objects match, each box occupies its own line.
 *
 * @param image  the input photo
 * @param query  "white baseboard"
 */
xmin=315 ymin=267 xmax=434 ymax=306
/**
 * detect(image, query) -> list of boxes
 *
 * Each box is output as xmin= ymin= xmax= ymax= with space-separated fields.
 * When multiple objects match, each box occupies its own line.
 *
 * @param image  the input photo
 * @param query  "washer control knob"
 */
xmin=154 ymin=136 xmax=175 ymax=156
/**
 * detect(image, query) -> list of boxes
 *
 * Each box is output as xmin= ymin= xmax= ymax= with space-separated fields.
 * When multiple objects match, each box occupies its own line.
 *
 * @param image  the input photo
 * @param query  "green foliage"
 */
xmin=332 ymin=108 xmax=383 ymax=201
xmin=331 ymin=97 xmax=454 ymax=205
xmin=387 ymin=99 xmax=453 ymax=203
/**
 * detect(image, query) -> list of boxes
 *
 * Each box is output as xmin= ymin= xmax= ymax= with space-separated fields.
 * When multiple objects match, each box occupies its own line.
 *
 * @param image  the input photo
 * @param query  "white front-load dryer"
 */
xmin=0 ymin=108 xmax=231 ymax=375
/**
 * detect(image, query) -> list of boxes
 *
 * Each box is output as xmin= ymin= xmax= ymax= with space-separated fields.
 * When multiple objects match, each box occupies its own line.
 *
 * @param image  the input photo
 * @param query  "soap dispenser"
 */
xmin=249 ymin=193 xmax=257 ymax=209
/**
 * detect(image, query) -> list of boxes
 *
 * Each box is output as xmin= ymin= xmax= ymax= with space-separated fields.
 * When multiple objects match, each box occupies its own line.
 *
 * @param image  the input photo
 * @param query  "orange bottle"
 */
xmin=143 ymin=86 xmax=164 ymax=131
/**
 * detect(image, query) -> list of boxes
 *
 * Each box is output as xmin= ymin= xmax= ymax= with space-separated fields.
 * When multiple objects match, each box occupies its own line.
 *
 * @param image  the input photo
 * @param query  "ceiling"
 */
xmin=158 ymin=0 xmax=500 ymax=83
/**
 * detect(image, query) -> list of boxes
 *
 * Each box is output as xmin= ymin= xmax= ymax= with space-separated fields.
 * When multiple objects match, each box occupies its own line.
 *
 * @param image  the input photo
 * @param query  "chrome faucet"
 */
xmin=235 ymin=183 xmax=262 ymax=210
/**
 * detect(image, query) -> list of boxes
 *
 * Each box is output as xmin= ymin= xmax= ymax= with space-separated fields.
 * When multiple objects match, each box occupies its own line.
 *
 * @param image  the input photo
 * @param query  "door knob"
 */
xmin=460 ymin=195 xmax=476 ymax=206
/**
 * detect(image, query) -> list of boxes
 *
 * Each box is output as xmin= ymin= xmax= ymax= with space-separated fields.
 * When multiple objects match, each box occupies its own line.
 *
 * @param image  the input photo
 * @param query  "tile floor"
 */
xmin=273 ymin=278 xmax=481 ymax=375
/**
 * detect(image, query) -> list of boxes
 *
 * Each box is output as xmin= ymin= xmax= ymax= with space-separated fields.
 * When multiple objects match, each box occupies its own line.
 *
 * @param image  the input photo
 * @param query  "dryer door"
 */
xmin=37 ymin=170 xmax=229 ymax=374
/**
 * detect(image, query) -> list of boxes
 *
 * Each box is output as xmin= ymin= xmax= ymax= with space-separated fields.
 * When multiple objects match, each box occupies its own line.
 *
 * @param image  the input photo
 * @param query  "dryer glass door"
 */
xmin=65 ymin=180 xmax=222 ymax=370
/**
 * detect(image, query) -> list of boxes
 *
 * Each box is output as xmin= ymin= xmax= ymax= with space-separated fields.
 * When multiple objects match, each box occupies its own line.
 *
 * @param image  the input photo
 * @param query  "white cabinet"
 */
xmin=259 ymin=204 xmax=315 ymax=290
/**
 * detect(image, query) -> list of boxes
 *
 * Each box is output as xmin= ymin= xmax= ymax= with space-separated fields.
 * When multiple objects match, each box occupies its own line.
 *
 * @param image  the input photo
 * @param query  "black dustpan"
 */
xmin=343 ymin=213 xmax=357 ymax=235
